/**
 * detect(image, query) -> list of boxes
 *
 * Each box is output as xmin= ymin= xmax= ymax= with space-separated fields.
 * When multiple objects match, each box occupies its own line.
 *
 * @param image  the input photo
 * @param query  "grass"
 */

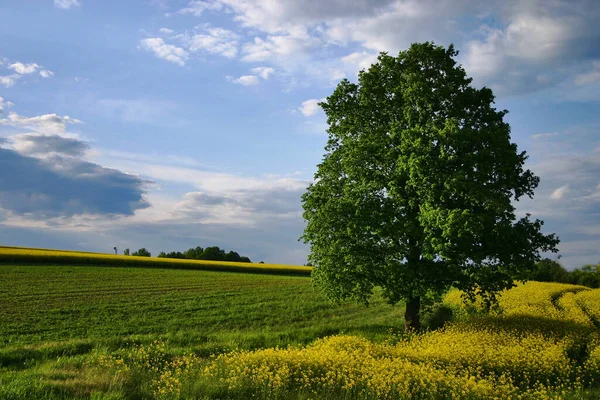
xmin=0 ymin=262 xmax=404 ymax=399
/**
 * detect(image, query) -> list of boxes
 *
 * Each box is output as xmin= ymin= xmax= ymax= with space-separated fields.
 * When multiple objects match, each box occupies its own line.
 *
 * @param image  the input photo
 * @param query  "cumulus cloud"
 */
xmin=0 ymin=60 xmax=53 ymax=86
xmin=176 ymin=0 xmax=222 ymax=16
xmin=516 ymin=142 xmax=600 ymax=268
xmin=0 ymin=135 xmax=149 ymax=218
xmin=0 ymin=74 xmax=21 ymax=88
xmin=299 ymin=98 xmax=324 ymax=116
xmin=241 ymin=34 xmax=316 ymax=64
xmin=227 ymin=75 xmax=259 ymax=85
xmin=250 ymin=66 xmax=274 ymax=79
xmin=0 ymin=96 xmax=14 ymax=113
xmin=341 ymin=51 xmax=379 ymax=73
xmin=159 ymin=28 xmax=175 ymax=35
xmin=139 ymin=38 xmax=189 ymax=66
xmin=170 ymin=0 xmax=600 ymax=95
xmin=0 ymin=112 xmax=82 ymax=134
xmin=10 ymin=133 xmax=90 ymax=157
xmin=39 ymin=69 xmax=54 ymax=78
xmin=182 ymin=26 xmax=240 ymax=59
xmin=54 ymin=0 xmax=80 ymax=9
xmin=462 ymin=2 xmax=600 ymax=94
xmin=173 ymin=178 xmax=307 ymax=225
xmin=9 ymin=62 xmax=40 ymax=75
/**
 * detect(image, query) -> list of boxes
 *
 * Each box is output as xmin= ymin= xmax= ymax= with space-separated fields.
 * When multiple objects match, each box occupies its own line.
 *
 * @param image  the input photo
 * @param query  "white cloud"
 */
xmin=177 ymin=0 xmax=222 ymax=16
xmin=172 ymin=0 xmax=600 ymax=96
xmin=159 ymin=28 xmax=175 ymax=35
xmin=139 ymin=38 xmax=189 ymax=66
xmin=227 ymin=75 xmax=259 ymax=85
xmin=241 ymin=34 xmax=314 ymax=63
xmin=182 ymin=26 xmax=240 ymax=59
xmin=1 ymin=61 xmax=53 ymax=84
xmin=0 ymin=74 xmax=21 ymax=87
xmin=10 ymin=133 xmax=90 ymax=158
xmin=251 ymin=66 xmax=274 ymax=79
xmin=54 ymin=0 xmax=80 ymax=8
xmin=0 ymin=96 xmax=14 ymax=113
xmin=9 ymin=62 xmax=40 ymax=75
xmin=462 ymin=4 xmax=599 ymax=94
xmin=299 ymin=98 xmax=324 ymax=117
xmin=0 ymin=112 xmax=82 ymax=134
xmin=39 ymin=69 xmax=54 ymax=78
xmin=341 ymin=51 xmax=378 ymax=71
xmin=550 ymin=185 xmax=570 ymax=200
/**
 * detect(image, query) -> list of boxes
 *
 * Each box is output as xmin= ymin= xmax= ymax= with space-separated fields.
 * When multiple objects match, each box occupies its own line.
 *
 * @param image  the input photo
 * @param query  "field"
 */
xmin=2 ymin=248 xmax=600 ymax=399
xmin=0 ymin=246 xmax=312 ymax=276
xmin=0 ymin=256 xmax=402 ymax=399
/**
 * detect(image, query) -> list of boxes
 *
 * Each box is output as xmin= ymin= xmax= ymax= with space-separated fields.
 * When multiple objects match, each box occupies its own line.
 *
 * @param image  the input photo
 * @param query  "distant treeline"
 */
xmin=157 ymin=246 xmax=252 ymax=263
xmin=529 ymin=258 xmax=600 ymax=288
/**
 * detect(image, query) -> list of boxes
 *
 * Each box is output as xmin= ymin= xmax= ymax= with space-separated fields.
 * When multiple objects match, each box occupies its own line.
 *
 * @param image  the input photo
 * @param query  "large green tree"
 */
xmin=300 ymin=42 xmax=559 ymax=331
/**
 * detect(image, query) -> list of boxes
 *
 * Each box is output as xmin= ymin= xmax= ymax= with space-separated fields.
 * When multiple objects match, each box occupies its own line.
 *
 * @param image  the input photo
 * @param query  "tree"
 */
xmin=132 ymin=248 xmax=151 ymax=257
xmin=530 ymin=258 xmax=568 ymax=283
xmin=300 ymin=42 xmax=559 ymax=331
xmin=123 ymin=248 xmax=130 ymax=256
xmin=224 ymin=251 xmax=242 ymax=262
xmin=201 ymin=246 xmax=226 ymax=261
xmin=184 ymin=246 xmax=203 ymax=260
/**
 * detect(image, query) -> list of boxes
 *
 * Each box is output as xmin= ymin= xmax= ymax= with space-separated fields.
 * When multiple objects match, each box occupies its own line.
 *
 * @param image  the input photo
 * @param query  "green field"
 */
xmin=0 ymin=261 xmax=403 ymax=399
xmin=3 ymin=248 xmax=600 ymax=399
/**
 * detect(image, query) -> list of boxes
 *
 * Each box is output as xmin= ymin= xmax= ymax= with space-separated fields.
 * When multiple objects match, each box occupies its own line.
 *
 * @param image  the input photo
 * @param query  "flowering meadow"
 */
xmin=86 ymin=282 xmax=600 ymax=399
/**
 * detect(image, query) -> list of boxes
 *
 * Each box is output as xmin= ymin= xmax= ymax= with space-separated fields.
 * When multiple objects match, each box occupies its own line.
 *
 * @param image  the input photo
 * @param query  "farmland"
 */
xmin=2 ymin=248 xmax=600 ymax=399
xmin=0 ymin=254 xmax=402 ymax=399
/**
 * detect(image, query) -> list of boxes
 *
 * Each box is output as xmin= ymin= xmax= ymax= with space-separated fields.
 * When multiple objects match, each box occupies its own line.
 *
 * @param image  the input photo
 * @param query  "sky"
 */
xmin=0 ymin=0 xmax=599 ymax=268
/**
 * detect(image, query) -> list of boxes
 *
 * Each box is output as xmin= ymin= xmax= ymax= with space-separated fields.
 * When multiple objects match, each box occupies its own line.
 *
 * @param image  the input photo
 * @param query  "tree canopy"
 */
xmin=300 ymin=42 xmax=559 ymax=331
xmin=131 ymin=248 xmax=151 ymax=257
xmin=157 ymin=245 xmax=252 ymax=263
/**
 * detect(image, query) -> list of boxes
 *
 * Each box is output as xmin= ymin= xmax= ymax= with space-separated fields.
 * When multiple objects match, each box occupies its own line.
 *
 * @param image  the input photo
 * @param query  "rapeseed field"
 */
xmin=94 ymin=282 xmax=600 ymax=399
xmin=0 ymin=246 xmax=312 ymax=275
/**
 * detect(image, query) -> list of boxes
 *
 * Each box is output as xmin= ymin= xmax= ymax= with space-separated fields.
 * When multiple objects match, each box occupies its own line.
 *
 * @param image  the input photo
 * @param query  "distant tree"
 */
xmin=184 ymin=246 xmax=204 ymax=260
xmin=259 ymin=261 xmax=265 ymax=264
xmin=201 ymin=246 xmax=226 ymax=261
xmin=158 ymin=245 xmax=251 ymax=262
xmin=132 ymin=248 xmax=151 ymax=257
xmin=123 ymin=248 xmax=130 ymax=256
xmin=224 ymin=251 xmax=242 ymax=262
xmin=530 ymin=258 xmax=568 ymax=283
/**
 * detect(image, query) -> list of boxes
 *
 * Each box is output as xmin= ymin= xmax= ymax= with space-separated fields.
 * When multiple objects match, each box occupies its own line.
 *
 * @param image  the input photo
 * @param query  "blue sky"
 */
xmin=0 ymin=0 xmax=599 ymax=268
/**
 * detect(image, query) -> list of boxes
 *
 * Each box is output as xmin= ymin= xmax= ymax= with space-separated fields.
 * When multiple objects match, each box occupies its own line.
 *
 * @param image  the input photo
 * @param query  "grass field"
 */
xmin=3 ymin=247 xmax=600 ymax=399
xmin=0 ymin=260 xmax=403 ymax=399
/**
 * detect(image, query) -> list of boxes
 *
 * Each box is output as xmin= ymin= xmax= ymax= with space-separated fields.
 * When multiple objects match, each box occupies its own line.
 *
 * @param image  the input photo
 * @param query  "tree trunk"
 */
xmin=404 ymin=296 xmax=421 ymax=332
